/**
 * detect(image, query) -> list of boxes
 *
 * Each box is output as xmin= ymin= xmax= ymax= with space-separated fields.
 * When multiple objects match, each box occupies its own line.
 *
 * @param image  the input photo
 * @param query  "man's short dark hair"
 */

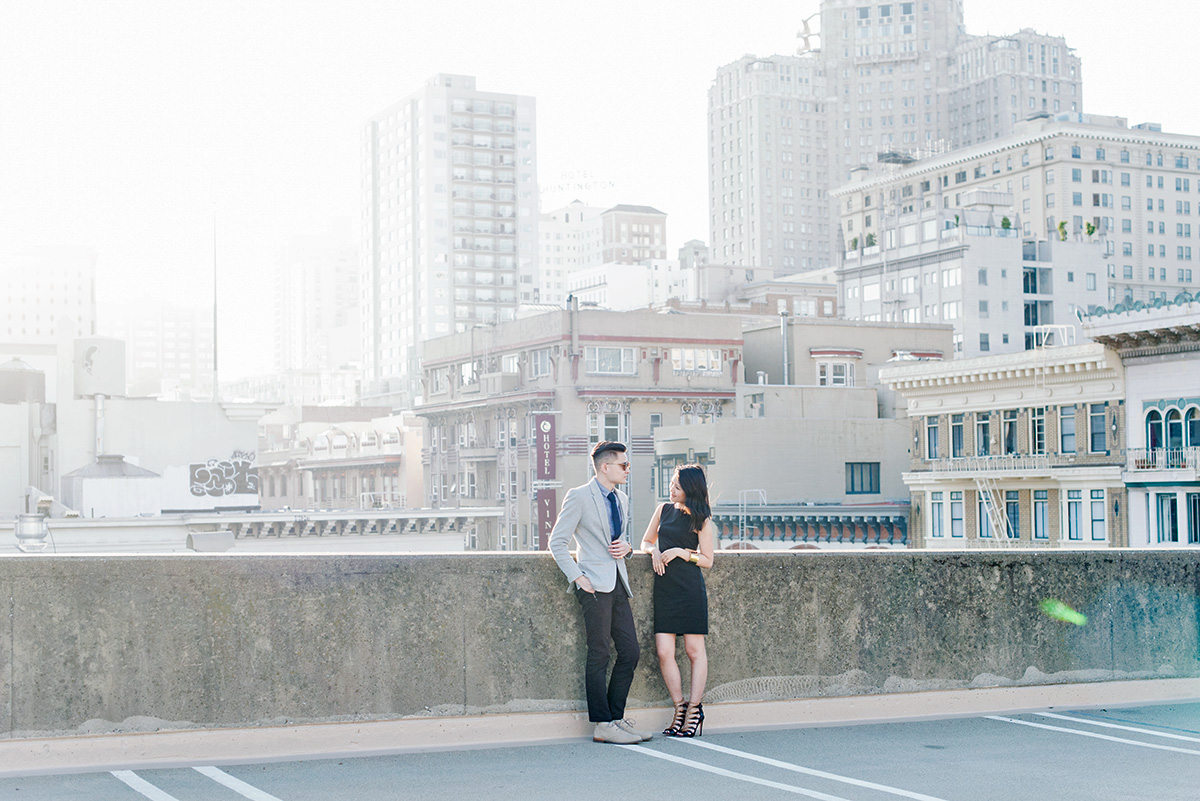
xmin=591 ymin=440 xmax=626 ymax=466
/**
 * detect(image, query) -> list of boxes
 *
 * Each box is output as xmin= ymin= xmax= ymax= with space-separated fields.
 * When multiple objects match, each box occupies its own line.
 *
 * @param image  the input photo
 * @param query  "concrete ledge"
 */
xmin=3 ymin=551 xmax=1200 ymax=740
xmin=2 ymin=678 xmax=1196 ymax=778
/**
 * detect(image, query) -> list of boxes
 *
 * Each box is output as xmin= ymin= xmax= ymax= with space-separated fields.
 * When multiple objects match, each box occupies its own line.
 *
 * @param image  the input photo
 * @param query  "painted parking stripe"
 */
xmin=1036 ymin=712 xmax=1200 ymax=744
xmin=626 ymin=745 xmax=854 ymax=800
xmin=109 ymin=771 xmax=182 ymax=801
xmin=680 ymin=738 xmax=952 ymax=801
xmin=194 ymin=765 xmax=284 ymax=801
xmin=987 ymin=715 xmax=1200 ymax=756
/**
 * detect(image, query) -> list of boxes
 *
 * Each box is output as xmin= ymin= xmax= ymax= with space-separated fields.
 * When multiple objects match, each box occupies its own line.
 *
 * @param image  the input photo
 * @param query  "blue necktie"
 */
xmin=606 ymin=490 xmax=622 ymax=542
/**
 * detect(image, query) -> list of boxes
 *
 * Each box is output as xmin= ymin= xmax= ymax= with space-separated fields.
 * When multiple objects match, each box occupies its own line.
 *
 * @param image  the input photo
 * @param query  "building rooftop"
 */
xmin=602 ymin=204 xmax=666 ymax=216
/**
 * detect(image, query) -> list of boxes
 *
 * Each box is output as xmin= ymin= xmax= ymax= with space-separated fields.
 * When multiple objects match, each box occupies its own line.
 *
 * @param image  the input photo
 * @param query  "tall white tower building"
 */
xmin=361 ymin=74 xmax=538 ymax=407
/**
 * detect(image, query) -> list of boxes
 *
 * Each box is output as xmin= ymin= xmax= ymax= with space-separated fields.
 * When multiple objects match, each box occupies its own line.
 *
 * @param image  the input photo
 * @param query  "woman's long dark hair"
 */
xmin=673 ymin=464 xmax=710 ymax=533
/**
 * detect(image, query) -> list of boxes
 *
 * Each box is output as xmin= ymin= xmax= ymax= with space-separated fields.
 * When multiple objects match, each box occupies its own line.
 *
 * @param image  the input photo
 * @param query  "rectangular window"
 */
xmin=1157 ymin=493 xmax=1179 ymax=543
xmin=950 ymin=491 xmax=964 ymax=538
xmin=1059 ymin=406 xmax=1076 ymax=454
xmin=818 ymin=362 xmax=856 ymax=386
xmin=976 ymin=414 xmax=991 ymax=456
xmin=1090 ymin=490 xmax=1106 ymax=541
xmin=845 ymin=462 xmax=881 ymax=494
xmin=930 ymin=491 xmax=944 ymax=538
xmin=1034 ymin=490 xmax=1048 ymax=539
xmin=1006 ymin=490 xmax=1020 ymax=539
xmin=585 ymin=346 xmax=635 ymax=375
xmin=671 ymin=348 xmax=722 ymax=375
xmin=587 ymin=412 xmax=626 ymax=449
xmin=1089 ymin=403 xmax=1107 ymax=453
xmin=1189 ymin=493 xmax=1200 ymax=544
xmin=978 ymin=496 xmax=992 ymax=538
xmin=1067 ymin=489 xmax=1083 ymax=540
xmin=1003 ymin=410 xmax=1018 ymax=455
xmin=951 ymin=413 xmax=964 ymax=457
xmin=925 ymin=416 xmax=940 ymax=460
xmin=1030 ymin=407 xmax=1046 ymax=454
xmin=527 ymin=349 xmax=551 ymax=378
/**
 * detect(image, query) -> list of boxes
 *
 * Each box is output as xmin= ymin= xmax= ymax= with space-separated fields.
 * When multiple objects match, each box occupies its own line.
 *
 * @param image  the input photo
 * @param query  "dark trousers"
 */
xmin=575 ymin=585 xmax=640 ymax=723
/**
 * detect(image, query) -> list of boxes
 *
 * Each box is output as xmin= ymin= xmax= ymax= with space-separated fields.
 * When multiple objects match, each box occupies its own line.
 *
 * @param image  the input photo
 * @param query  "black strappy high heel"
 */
xmin=675 ymin=702 xmax=704 ymax=738
xmin=663 ymin=701 xmax=688 ymax=736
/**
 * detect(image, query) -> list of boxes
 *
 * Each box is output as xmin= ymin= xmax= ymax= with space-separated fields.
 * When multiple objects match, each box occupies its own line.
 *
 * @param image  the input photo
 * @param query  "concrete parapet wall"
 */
xmin=2 ymin=551 xmax=1198 ymax=738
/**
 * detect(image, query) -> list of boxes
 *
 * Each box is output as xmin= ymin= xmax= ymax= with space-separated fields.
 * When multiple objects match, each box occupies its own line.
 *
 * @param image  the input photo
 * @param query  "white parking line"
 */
xmin=986 ymin=715 xmax=1200 ymax=756
xmin=109 ymin=771 xmax=182 ymax=801
xmin=194 ymin=765 xmax=284 ymax=801
xmin=1036 ymin=712 xmax=1200 ymax=744
xmin=679 ymin=739 xmax=952 ymax=801
xmin=626 ymin=745 xmax=854 ymax=800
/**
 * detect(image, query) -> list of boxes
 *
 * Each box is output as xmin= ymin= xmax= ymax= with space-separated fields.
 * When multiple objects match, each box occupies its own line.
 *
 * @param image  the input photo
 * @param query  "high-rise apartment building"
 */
xmin=709 ymin=0 xmax=1081 ymax=275
xmin=361 ymin=74 xmax=538 ymax=408
xmin=99 ymin=303 xmax=214 ymax=399
xmin=536 ymin=200 xmax=603 ymax=306
xmin=274 ymin=236 xmax=360 ymax=373
xmin=1 ymin=249 xmax=96 ymax=346
xmin=708 ymin=54 xmax=828 ymax=273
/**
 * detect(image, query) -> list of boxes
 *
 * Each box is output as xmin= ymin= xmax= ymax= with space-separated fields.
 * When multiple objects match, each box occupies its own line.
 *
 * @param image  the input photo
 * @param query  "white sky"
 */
xmin=1 ymin=1 xmax=1194 ymax=380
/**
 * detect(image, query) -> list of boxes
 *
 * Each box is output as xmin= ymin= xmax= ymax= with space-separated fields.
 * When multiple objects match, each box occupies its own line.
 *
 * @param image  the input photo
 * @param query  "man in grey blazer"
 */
xmin=549 ymin=440 xmax=652 ymax=744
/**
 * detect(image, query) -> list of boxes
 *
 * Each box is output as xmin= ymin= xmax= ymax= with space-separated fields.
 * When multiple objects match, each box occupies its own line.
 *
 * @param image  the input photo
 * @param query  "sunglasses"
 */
xmin=607 ymin=461 xmax=632 ymax=470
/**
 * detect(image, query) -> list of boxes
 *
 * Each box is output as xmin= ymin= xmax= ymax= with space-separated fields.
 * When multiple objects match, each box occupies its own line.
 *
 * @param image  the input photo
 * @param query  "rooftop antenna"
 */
xmin=212 ymin=209 xmax=219 ymax=402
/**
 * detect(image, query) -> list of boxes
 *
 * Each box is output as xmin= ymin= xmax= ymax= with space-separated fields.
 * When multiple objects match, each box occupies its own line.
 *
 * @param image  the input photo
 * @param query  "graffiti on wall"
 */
xmin=189 ymin=450 xmax=259 ymax=497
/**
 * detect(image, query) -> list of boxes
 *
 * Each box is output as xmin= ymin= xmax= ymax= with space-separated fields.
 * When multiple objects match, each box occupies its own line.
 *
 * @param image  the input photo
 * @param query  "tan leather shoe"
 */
xmin=613 ymin=718 xmax=654 ymax=741
xmin=592 ymin=721 xmax=641 ymax=744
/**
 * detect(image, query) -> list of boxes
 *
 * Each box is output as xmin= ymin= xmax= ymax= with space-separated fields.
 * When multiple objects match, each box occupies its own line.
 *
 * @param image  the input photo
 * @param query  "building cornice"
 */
xmin=831 ymin=123 xmax=1200 ymax=197
xmin=879 ymin=344 xmax=1121 ymax=408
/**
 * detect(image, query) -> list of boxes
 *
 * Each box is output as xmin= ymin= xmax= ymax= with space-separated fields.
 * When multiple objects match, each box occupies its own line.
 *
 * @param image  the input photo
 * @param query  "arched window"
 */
xmin=1167 ymin=409 xmax=1184 ymax=450
xmin=1187 ymin=408 xmax=1200 ymax=448
xmin=1147 ymin=410 xmax=1164 ymax=450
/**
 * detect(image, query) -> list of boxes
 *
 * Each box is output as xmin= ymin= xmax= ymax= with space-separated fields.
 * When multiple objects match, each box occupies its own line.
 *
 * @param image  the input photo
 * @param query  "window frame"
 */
xmin=585 ymin=346 xmax=636 ymax=375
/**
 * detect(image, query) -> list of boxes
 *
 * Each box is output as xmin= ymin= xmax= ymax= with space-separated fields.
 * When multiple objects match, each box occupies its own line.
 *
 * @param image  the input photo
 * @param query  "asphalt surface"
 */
xmin=3 ymin=703 xmax=1198 ymax=800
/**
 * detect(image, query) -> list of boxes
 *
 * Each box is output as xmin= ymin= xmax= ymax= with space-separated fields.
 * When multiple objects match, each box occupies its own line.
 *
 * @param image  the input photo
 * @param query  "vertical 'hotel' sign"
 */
xmin=534 ymin=414 xmax=556 ymax=480
xmin=534 ymin=414 xmax=557 ymax=549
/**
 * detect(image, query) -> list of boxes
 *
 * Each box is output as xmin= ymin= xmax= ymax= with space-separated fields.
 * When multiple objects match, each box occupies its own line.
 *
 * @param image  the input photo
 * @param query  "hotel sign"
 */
xmin=537 ymin=488 xmax=557 ymax=551
xmin=534 ymin=414 xmax=556 ymax=481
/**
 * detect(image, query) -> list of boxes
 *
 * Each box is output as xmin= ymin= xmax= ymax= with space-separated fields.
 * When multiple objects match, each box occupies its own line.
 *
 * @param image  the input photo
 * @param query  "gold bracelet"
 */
xmin=689 ymin=551 xmax=699 ymax=565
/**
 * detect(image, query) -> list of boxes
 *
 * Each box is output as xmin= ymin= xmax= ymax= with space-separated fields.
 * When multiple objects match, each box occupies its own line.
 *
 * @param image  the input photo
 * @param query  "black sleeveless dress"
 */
xmin=652 ymin=502 xmax=708 ymax=635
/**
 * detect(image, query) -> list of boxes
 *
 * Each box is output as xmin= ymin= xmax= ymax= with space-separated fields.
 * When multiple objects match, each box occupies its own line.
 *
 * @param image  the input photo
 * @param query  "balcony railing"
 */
xmin=1128 ymin=447 xmax=1200 ymax=472
xmin=927 ymin=454 xmax=1052 ymax=473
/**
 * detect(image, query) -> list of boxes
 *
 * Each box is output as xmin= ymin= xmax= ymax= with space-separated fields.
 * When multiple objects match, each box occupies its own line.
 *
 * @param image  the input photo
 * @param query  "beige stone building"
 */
xmin=742 ymin=316 xmax=953 ymax=401
xmin=657 ymin=318 xmax=952 ymax=548
xmin=256 ymin=406 xmax=424 ymax=513
xmin=880 ymin=343 xmax=1128 ymax=548
xmin=1084 ymin=297 xmax=1200 ymax=546
xmin=415 ymin=305 xmax=742 ymax=549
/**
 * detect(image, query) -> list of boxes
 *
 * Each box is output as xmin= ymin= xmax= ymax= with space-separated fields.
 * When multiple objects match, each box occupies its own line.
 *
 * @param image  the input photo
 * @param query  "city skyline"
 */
xmin=0 ymin=0 xmax=1194 ymax=380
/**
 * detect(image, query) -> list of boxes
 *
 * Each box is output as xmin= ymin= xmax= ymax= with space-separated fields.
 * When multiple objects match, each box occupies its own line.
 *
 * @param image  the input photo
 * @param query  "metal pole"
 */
xmin=780 ymin=311 xmax=789 ymax=386
xmin=212 ymin=212 xmax=219 ymax=402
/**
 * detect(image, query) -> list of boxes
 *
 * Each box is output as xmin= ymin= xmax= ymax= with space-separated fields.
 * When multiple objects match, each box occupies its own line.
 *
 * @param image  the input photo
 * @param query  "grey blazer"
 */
xmin=548 ymin=477 xmax=632 ymax=595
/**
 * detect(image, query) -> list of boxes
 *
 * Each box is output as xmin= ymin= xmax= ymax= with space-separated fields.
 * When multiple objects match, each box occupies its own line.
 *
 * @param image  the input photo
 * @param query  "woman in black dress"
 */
xmin=639 ymin=464 xmax=715 ymax=737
